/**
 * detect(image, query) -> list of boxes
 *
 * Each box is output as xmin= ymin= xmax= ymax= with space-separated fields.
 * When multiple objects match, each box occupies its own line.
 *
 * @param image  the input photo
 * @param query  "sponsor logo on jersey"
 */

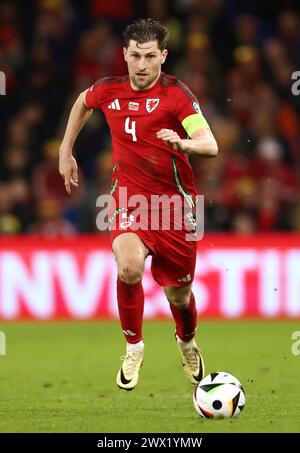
xmin=128 ymin=102 xmax=139 ymax=111
xmin=192 ymin=101 xmax=202 ymax=114
xmin=146 ymin=98 xmax=160 ymax=113
xmin=108 ymin=99 xmax=121 ymax=110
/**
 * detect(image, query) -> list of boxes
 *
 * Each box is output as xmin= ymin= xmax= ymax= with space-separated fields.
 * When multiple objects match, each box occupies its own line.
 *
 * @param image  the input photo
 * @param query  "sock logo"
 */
xmin=123 ymin=330 xmax=136 ymax=337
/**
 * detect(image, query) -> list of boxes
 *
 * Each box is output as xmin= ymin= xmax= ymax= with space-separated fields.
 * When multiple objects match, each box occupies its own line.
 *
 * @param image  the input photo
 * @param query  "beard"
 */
xmin=131 ymin=72 xmax=158 ymax=90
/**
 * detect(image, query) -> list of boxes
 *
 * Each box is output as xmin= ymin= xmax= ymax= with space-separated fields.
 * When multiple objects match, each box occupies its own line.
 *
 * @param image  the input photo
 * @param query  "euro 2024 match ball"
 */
xmin=193 ymin=371 xmax=246 ymax=419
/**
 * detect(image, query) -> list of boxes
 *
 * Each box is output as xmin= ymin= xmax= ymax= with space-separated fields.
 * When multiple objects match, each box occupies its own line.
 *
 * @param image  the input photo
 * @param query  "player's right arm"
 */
xmin=59 ymin=89 xmax=93 ymax=194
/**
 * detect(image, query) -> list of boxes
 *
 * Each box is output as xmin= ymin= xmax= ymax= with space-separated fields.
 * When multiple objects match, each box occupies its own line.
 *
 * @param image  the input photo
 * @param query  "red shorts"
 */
xmin=109 ymin=208 xmax=197 ymax=287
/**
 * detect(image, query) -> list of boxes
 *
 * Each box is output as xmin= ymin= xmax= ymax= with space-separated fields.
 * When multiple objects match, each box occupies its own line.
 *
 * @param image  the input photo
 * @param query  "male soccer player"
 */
xmin=59 ymin=18 xmax=218 ymax=391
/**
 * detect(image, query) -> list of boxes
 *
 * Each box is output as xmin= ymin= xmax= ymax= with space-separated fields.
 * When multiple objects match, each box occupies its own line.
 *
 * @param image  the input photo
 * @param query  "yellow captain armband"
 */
xmin=182 ymin=113 xmax=209 ymax=137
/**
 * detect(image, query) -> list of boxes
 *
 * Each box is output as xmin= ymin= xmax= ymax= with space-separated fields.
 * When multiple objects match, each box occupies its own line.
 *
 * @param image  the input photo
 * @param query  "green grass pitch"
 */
xmin=0 ymin=320 xmax=299 ymax=433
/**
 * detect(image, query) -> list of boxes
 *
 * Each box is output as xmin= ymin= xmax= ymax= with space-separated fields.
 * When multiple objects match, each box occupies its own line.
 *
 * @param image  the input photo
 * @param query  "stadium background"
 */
xmin=0 ymin=0 xmax=300 ymax=434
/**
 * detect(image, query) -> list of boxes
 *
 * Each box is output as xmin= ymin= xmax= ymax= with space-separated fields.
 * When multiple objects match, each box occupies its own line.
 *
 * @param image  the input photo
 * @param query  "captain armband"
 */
xmin=182 ymin=114 xmax=209 ymax=138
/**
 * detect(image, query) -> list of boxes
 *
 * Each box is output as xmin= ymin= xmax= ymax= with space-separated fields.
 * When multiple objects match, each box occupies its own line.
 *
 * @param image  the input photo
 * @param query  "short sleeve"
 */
xmin=172 ymin=82 xmax=210 ymax=132
xmin=85 ymin=79 xmax=106 ymax=110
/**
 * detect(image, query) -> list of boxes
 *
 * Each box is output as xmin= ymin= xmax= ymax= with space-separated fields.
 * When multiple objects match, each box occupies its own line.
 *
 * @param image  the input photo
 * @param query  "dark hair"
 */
xmin=123 ymin=18 xmax=169 ymax=51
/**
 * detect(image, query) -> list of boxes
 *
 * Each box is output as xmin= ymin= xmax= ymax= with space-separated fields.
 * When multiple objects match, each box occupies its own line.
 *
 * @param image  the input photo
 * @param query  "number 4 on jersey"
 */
xmin=125 ymin=117 xmax=137 ymax=142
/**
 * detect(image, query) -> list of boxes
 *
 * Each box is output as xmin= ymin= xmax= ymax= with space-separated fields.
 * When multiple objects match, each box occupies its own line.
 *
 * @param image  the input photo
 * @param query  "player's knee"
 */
xmin=119 ymin=263 xmax=143 ymax=284
xmin=167 ymin=293 xmax=190 ymax=309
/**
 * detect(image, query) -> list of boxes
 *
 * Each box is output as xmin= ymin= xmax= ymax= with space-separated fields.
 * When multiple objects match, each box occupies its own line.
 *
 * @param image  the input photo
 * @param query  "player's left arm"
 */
xmin=157 ymin=84 xmax=218 ymax=156
xmin=156 ymin=126 xmax=218 ymax=157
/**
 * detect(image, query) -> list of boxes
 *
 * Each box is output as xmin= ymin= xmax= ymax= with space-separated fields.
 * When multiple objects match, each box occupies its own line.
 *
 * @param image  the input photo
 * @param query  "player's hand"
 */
xmin=156 ymin=129 xmax=186 ymax=152
xmin=59 ymin=154 xmax=78 ymax=194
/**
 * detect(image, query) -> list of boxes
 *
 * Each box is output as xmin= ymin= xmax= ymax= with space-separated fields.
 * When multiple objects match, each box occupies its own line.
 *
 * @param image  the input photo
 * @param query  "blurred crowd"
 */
xmin=1 ymin=0 xmax=300 ymax=236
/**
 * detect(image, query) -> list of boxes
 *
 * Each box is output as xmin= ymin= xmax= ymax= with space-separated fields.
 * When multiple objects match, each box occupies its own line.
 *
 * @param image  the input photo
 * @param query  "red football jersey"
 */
xmin=85 ymin=73 xmax=203 ymax=205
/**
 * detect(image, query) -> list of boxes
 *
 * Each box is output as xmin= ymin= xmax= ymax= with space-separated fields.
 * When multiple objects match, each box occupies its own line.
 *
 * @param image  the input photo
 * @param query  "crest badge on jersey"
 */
xmin=146 ymin=98 xmax=160 ymax=113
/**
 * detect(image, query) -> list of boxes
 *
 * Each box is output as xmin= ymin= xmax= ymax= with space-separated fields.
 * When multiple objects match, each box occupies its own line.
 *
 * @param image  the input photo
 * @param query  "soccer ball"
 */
xmin=193 ymin=372 xmax=245 ymax=419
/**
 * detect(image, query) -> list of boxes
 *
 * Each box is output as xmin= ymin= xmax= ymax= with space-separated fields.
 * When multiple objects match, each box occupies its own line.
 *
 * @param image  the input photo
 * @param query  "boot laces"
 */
xmin=183 ymin=346 xmax=199 ymax=371
xmin=120 ymin=351 xmax=143 ymax=375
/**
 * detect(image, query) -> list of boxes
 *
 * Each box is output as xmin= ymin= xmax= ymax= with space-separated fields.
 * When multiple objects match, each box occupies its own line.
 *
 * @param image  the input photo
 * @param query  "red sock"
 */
xmin=169 ymin=292 xmax=197 ymax=341
xmin=117 ymin=276 xmax=144 ymax=344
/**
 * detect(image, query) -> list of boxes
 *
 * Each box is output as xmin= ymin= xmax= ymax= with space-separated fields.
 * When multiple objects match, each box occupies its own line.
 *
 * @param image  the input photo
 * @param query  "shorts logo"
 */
xmin=192 ymin=101 xmax=202 ymax=114
xmin=146 ymin=98 xmax=160 ymax=113
xmin=120 ymin=212 xmax=135 ymax=229
xmin=177 ymin=274 xmax=192 ymax=283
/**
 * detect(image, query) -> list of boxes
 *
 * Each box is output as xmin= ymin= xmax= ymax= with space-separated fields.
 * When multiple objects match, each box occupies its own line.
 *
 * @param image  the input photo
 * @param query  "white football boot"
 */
xmin=116 ymin=349 xmax=144 ymax=391
xmin=176 ymin=334 xmax=205 ymax=385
